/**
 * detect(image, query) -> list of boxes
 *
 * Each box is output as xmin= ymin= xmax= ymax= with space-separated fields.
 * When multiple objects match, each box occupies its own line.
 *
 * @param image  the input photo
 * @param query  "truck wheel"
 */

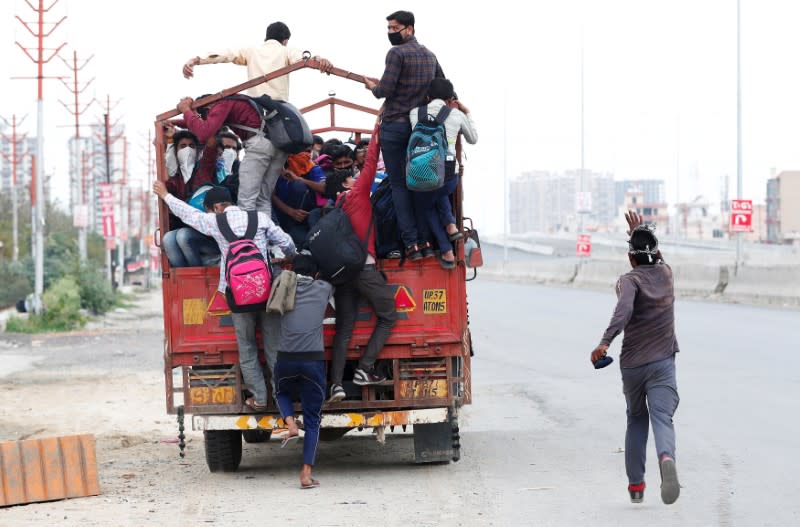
xmin=318 ymin=427 xmax=352 ymax=442
xmin=242 ymin=429 xmax=272 ymax=443
xmin=204 ymin=430 xmax=242 ymax=472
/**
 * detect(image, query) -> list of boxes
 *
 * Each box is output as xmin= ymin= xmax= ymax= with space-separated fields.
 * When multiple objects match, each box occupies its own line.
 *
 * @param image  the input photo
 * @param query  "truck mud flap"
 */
xmin=413 ymin=422 xmax=454 ymax=463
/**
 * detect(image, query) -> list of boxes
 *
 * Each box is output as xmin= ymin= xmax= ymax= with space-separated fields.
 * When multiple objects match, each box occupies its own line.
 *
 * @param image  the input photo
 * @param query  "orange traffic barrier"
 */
xmin=0 ymin=434 xmax=100 ymax=507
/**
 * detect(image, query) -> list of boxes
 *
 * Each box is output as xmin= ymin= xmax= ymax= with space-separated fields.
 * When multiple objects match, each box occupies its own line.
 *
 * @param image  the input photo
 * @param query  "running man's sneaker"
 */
xmin=659 ymin=455 xmax=680 ymax=505
xmin=628 ymin=482 xmax=646 ymax=503
xmin=353 ymin=367 xmax=387 ymax=386
xmin=328 ymin=384 xmax=345 ymax=403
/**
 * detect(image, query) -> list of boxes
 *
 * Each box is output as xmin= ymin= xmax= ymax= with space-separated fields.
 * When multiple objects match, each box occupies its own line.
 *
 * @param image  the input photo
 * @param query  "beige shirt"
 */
xmin=198 ymin=40 xmax=305 ymax=100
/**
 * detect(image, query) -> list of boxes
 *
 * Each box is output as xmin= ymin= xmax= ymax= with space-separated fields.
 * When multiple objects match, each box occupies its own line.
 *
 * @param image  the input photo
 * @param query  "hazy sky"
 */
xmin=1 ymin=0 xmax=799 ymax=234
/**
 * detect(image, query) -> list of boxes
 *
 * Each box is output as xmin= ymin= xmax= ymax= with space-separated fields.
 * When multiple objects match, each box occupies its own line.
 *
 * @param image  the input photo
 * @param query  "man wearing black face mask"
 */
xmin=364 ymin=10 xmax=445 ymax=261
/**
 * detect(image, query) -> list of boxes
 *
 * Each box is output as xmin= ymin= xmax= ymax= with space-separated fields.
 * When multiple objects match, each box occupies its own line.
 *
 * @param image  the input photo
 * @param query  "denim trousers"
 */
xmin=162 ymin=227 xmax=219 ymax=267
xmin=274 ymin=359 xmax=326 ymax=466
xmin=380 ymin=121 xmax=416 ymax=248
xmin=621 ymin=355 xmax=680 ymax=484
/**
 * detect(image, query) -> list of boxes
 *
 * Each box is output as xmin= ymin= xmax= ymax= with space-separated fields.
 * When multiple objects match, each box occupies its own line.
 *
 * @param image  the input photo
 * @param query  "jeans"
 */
xmin=279 ymin=216 xmax=311 ymax=248
xmin=274 ymin=359 xmax=326 ymax=466
xmin=331 ymin=265 xmax=397 ymax=384
xmin=621 ymin=355 xmax=680 ymax=484
xmin=380 ymin=121 xmax=417 ymax=248
xmin=231 ymin=310 xmax=281 ymax=403
xmin=162 ymin=227 xmax=219 ymax=267
xmin=237 ymin=134 xmax=288 ymax=216
xmin=413 ymin=172 xmax=459 ymax=251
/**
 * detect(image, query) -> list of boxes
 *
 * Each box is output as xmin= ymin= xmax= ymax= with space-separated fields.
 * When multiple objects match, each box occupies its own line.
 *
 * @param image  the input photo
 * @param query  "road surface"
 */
xmin=1 ymin=281 xmax=797 ymax=526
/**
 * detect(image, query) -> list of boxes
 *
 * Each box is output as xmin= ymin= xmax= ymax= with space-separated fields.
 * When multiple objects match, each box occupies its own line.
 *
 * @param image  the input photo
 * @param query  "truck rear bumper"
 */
xmin=192 ymin=408 xmax=449 ymax=431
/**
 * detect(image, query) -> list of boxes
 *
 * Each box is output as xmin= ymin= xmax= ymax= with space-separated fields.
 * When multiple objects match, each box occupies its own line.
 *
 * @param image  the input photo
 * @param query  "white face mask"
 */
xmin=220 ymin=148 xmax=237 ymax=176
xmin=176 ymin=147 xmax=197 ymax=183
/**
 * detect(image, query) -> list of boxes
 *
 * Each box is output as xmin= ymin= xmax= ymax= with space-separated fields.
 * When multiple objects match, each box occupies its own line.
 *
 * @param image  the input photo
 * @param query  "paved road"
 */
xmin=466 ymin=278 xmax=800 ymax=526
xmin=1 ymin=283 xmax=798 ymax=526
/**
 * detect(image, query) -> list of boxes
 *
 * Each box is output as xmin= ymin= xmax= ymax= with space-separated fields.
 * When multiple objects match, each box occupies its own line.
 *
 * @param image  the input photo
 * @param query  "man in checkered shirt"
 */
xmin=154 ymin=182 xmax=296 ymax=411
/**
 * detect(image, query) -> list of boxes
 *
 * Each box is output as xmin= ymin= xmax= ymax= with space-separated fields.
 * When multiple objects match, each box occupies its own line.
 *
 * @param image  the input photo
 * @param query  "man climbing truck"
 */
xmin=155 ymin=58 xmax=482 ymax=471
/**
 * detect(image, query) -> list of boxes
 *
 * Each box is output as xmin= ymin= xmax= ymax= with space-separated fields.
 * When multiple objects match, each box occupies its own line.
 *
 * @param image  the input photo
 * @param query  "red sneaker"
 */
xmin=628 ymin=482 xmax=646 ymax=503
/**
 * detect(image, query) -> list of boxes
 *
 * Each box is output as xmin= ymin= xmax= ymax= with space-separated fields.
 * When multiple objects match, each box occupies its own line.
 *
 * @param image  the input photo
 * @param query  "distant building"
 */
xmin=615 ymin=179 xmax=666 ymax=210
xmin=618 ymin=189 xmax=669 ymax=231
xmin=767 ymin=170 xmax=800 ymax=243
xmin=0 ymin=133 xmax=36 ymax=192
xmin=676 ymin=196 xmax=722 ymax=240
xmin=766 ymin=177 xmax=780 ymax=243
xmin=510 ymin=168 xmax=617 ymax=234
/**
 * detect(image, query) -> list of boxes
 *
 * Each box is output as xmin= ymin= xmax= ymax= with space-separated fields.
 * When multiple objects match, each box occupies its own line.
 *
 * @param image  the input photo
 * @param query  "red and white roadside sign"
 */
xmin=730 ymin=199 xmax=753 ymax=233
xmin=98 ymin=183 xmax=116 ymax=240
xmin=576 ymin=234 xmax=592 ymax=257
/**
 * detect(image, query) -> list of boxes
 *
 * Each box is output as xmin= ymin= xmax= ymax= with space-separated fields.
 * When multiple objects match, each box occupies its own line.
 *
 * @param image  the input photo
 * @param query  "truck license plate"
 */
xmin=399 ymin=379 xmax=448 ymax=399
xmin=189 ymin=386 xmax=235 ymax=405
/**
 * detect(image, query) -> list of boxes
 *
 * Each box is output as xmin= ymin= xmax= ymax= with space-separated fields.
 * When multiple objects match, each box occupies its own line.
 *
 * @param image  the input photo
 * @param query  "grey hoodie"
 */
xmin=277 ymin=275 xmax=333 ymax=361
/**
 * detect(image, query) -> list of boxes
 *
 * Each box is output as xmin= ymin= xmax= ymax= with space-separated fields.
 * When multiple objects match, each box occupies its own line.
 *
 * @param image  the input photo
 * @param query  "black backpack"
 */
xmin=226 ymin=94 xmax=313 ymax=154
xmin=370 ymin=177 xmax=402 ymax=258
xmin=305 ymin=194 xmax=372 ymax=285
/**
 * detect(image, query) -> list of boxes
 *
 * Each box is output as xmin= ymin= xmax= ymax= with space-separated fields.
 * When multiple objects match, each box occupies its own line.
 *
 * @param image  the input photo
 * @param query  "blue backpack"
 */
xmin=405 ymin=104 xmax=451 ymax=192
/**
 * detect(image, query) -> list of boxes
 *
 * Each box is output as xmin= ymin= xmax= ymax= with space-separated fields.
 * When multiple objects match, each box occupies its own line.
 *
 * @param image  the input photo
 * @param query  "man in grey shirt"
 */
xmin=273 ymin=252 xmax=333 ymax=489
xmin=591 ymin=211 xmax=681 ymax=506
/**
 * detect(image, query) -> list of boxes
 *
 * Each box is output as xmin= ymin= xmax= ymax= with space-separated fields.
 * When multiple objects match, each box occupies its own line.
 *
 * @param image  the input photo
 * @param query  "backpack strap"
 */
xmin=224 ymin=94 xmax=267 ymax=135
xmin=215 ymin=211 xmax=258 ymax=242
xmin=215 ymin=212 xmax=237 ymax=243
xmin=417 ymin=104 xmax=429 ymax=124
xmin=336 ymin=192 xmax=373 ymax=254
xmin=243 ymin=211 xmax=258 ymax=240
xmin=433 ymin=104 xmax=452 ymax=125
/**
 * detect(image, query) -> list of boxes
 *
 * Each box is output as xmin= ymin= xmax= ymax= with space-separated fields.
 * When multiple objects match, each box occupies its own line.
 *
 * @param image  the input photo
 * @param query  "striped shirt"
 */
xmin=164 ymin=194 xmax=296 ymax=292
xmin=371 ymin=36 xmax=444 ymax=122
xmin=600 ymin=263 xmax=681 ymax=368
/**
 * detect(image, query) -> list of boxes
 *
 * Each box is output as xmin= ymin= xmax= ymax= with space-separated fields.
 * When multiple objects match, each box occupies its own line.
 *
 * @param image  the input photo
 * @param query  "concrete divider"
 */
xmin=482 ymin=260 xmax=578 ymax=284
xmin=723 ymin=265 xmax=800 ymax=306
xmin=573 ymin=260 xmax=630 ymax=290
xmin=672 ymin=264 xmax=726 ymax=297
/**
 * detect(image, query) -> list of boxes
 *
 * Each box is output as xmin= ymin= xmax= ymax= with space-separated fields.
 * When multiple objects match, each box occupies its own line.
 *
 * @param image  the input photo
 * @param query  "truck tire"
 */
xmin=242 ymin=429 xmax=272 ymax=443
xmin=204 ymin=430 xmax=242 ymax=472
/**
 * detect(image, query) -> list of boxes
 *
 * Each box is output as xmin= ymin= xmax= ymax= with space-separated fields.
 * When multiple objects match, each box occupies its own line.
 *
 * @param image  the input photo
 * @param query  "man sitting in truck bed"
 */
xmin=152 ymin=181 xmax=296 ymax=411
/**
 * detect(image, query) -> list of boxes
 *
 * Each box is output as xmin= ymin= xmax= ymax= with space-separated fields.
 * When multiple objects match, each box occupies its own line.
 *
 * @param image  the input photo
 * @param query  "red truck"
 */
xmin=155 ymin=58 xmax=482 ymax=471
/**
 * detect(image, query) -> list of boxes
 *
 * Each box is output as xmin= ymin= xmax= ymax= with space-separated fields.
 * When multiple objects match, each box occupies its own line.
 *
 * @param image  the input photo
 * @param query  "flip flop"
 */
xmin=448 ymin=231 xmax=464 ymax=242
xmin=301 ymin=479 xmax=320 ymax=489
xmin=281 ymin=434 xmax=300 ymax=448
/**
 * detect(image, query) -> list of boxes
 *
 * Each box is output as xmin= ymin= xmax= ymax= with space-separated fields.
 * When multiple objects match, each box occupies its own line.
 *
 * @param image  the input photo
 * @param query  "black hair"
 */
xmin=173 ymin=130 xmax=199 ymax=153
xmin=322 ymin=143 xmax=351 ymax=160
xmin=428 ymin=78 xmax=455 ymax=101
xmin=628 ymin=226 xmax=659 ymax=265
xmin=387 ymin=10 xmax=415 ymax=28
xmin=292 ymin=252 xmax=318 ymax=277
xmin=324 ymin=168 xmax=354 ymax=198
xmin=313 ymin=135 xmax=324 ymax=146
xmin=266 ymin=22 xmax=291 ymax=42
xmin=216 ymin=129 xmax=242 ymax=151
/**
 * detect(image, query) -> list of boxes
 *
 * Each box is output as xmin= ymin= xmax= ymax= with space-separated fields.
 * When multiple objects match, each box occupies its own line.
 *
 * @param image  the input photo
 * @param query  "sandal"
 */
xmin=448 ymin=231 xmax=464 ymax=242
xmin=419 ymin=241 xmax=435 ymax=258
xmin=280 ymin=434 xmax=300 ymax=448
xmin=300 ymin=479 xmax=320 ymax=489
xmin=405 ymin=244 xmax=423 ymax=261
xmin=437 ymin=252 xmax=456 ymax=270
xmin=244 ymin=398 xmax=268 ymax=412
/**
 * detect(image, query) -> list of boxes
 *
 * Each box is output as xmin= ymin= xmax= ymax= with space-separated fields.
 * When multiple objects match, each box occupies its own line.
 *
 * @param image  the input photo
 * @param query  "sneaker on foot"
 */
xmin=628 ymin=482 xmax=646 ymax=503
xmin=327 ymin=384 xmax=345 ymax=403
xmin=659 ymin=455 xmax=680 ymax=505
xmin=353 ymin=367 xmax=387 ymax=386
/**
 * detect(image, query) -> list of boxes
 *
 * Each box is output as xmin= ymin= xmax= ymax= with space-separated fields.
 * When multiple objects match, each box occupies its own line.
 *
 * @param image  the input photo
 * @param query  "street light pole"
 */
xmin=735 ymin=0 xmax=743 ymax=273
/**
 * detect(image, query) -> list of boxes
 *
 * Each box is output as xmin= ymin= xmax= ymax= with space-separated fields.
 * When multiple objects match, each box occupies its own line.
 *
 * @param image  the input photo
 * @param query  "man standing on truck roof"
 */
xmin=272 ymin=252 xmax=332 ymax=489
xmin=175 ymin=94 xmax=281 ymax=218
xmin=364 ymin=10 xmax=445 ymax=261
xmin=324 ymin=126 xmax=397 ymax=402
xmin=152 ymin=182 xmax=297 ymax=412
xmin=590 ymin=211 xmax=681 ymax=506
xmin=181 ymin=21 xmax=333 ymax=100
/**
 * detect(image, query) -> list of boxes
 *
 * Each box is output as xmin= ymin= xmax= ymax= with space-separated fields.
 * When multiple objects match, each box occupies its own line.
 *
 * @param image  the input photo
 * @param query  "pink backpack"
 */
xmin=216 ymin=211 xmax=271 ymax=309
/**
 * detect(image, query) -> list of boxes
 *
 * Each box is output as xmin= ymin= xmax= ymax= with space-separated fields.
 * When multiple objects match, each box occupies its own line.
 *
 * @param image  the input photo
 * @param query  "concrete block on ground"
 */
xmin=672 ymin=264 xmax=726 ymax=296
xmin=0 ymin=434 xmax=100 ymax=507
xmin=573 ymin=260 xmax=630 ymax=290
xmin=483 ymin=260 xmax=577 ymax=284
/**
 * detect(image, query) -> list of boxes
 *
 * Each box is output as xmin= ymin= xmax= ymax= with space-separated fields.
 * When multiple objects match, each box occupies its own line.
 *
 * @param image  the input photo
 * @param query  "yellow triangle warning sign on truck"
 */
xmin=394 ymin=285 xmax=416 ymax=312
